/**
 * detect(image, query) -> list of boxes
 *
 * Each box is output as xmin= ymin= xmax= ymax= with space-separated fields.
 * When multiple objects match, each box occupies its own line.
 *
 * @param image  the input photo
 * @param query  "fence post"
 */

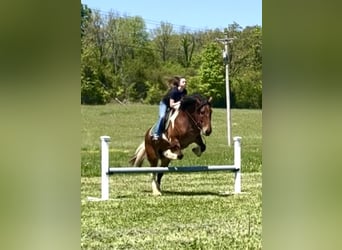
xmin=100 ymin=136 xmax=111 ymax=200
xmin=233 ymin=136 xmax=242 ymax=193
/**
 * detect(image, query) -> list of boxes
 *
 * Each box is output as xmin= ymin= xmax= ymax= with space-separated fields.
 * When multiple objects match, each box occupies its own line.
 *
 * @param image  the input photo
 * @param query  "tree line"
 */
xmin=81 ymin=4 xmax=262 ymax=108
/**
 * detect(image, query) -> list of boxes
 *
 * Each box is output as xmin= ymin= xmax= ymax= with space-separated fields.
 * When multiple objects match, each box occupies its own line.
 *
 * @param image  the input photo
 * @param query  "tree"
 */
xmin=80 ymin=5 xmax=262 ymax=108
xmin=229 ymin=25 xmax=262 ymax=108
xmin=179 ymin=33 xmax=195 ymax=67
xmin=187 ymin=43 xmax=225 ymax=104
xmin=152 ymin=22 xmax=174 ymax=62
xmin=81 ymin=4 xmax=92 ymax=38
xmin=81 ymin=10 xmax=114 ymax=104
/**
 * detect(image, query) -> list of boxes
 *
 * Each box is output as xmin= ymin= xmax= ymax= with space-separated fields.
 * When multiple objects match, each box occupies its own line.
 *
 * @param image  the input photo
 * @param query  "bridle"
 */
xmin=185 ymin=110 xmax=202 ymax=131
xmin=184 ymin=100 xmax=211 ymax=132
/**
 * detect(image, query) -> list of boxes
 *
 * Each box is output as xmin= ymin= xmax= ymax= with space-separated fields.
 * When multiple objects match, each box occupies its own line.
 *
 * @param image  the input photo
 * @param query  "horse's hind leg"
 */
xmin=156 ymin=173 xmax=163 ymax=191
xmin=145 ymin=138 xmax=162 ymax=196
xmin=156 ymin=158 xmax=170 ymax=194
xmin=151 ymin=173 xmax=162 ymax=196
xmin=149 ymin=158 xmax=162 ymax=196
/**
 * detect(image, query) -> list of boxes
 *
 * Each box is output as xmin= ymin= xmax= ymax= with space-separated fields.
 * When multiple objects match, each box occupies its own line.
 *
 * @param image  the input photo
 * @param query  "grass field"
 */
xmin=81 ymin=104 xmax=262 ymax=176
xmin=81 ymin=104 xmax=262 ymax=249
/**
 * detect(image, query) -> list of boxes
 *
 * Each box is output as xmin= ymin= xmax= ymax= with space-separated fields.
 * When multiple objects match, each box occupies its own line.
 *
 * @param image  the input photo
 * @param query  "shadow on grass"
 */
xmin=107 ymin=190 xmax=235 ymax=199
xmin=143 ymin=190 xmax=234 ymax=197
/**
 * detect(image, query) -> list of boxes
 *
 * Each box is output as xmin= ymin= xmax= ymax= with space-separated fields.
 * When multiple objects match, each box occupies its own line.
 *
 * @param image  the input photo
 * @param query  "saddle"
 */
xmin=150 ymin=108 xmax=178 ymax=138
xmin=162 ymin=108 xmax=173 ymax=131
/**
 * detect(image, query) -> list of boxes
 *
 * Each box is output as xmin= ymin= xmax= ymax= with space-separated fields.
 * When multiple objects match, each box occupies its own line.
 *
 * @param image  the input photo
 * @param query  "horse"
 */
xmin=129 ymin=94 xmax=213 ymax=195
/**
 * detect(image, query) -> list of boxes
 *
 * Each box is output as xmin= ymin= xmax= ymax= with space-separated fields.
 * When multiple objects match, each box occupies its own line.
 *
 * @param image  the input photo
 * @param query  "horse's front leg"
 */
xmin=192 ymin=136 xmax=206 ymax=157
xmin=162 ymin=138 xmax=183 ymax=160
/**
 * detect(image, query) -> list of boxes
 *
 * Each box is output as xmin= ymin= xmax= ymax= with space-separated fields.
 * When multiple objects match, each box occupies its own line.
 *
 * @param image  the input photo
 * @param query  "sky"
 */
xmin=81 ymin=0 xmax=262 ymax=31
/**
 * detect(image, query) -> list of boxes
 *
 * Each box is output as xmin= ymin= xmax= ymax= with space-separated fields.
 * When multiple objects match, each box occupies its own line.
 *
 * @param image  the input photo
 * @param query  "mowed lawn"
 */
xmin=81 ymin=104 xmax=262 ymax=249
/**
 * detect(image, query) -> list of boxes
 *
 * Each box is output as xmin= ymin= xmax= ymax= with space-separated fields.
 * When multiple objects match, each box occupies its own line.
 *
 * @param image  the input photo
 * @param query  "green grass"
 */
xmin=81 ymin=104 xmax=262 ymax=176
xmin=82 ymin=173 xmax=261 ymax=249
xmin=81 ymin=104 xmax=262 ymax=249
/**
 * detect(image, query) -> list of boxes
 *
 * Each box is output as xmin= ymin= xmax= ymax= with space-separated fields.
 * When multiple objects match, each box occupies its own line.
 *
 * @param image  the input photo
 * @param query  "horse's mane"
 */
xmin=180 ymin=94 xmax=209 ymax=111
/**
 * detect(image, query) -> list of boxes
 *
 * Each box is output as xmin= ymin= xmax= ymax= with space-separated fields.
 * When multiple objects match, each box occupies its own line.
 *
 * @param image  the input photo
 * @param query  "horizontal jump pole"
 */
xmin=88 ymin=135 xmax=242 ymax=201
xmin=108 ymin=165 xmax=239 ymax=174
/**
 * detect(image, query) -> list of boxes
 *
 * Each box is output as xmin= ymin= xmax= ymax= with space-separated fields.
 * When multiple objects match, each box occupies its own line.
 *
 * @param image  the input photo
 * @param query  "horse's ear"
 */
xmin=208 ymin=96 xmax=213 ymax=103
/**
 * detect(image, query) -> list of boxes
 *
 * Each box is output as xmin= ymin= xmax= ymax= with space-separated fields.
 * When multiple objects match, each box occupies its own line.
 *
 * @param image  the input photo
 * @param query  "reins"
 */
xmin=184 ymin=105 xmax=208 ymax=146
xmin=184 ymin=110 xmax=202 ymax=131
xmin=183 ymin=100 xmax=210 ymax=132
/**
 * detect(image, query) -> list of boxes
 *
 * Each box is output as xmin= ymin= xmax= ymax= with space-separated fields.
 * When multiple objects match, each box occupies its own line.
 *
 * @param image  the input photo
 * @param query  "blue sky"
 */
xmin=81 ymin=0 xmax=262 ymax=31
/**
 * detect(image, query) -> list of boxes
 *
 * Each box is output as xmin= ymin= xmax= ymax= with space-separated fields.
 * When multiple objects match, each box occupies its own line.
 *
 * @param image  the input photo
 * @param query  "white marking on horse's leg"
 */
xmin=151 ymin=173 xmax=162 ymax=196
xmin=152 ymin=180 xmax=161 ymax=196
xmin=163 ymin=149 xmax=178 ymax=160
xmin=192 ymin=146 xmax=202 ymax=157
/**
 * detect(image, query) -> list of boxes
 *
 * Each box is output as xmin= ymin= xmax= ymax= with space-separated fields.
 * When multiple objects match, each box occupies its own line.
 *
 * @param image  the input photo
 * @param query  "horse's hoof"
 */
xmin=192 ymin=147 xmax=202 ymax=157
xmin=152 ymin=191 xmax=162 ymax=196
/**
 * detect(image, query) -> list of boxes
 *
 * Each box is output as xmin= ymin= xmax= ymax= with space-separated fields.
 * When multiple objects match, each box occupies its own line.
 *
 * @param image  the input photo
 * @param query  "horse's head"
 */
xmin=180 ymin=94 xmax=213 ymax=136
xmin=196 ymin=96 xmax=212 ymax=136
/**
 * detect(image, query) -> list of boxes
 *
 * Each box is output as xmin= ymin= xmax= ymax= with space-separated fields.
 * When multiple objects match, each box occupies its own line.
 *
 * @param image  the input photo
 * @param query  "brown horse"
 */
xmin=129 ymin=94 xmax=213 ymax=195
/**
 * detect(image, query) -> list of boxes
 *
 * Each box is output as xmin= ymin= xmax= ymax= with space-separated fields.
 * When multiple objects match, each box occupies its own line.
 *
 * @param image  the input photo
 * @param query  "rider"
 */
xmin=151 ymin=76 xmax=187 ymax=140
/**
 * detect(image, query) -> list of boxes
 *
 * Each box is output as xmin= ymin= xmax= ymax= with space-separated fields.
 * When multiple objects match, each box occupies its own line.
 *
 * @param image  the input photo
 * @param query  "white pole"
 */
xmin=225 ymin=49 xmax=232 ymax=147
xmin=100 ymin=136 xmax=111 ymax=200
xmin=233 ymin=136 xmax=242 ymax=193
xmin=216 ymin=35 xmax=234 ymax=147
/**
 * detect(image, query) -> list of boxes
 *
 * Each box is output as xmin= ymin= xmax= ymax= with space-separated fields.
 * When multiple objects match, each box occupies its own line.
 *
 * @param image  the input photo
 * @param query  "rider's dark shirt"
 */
xmin=162 ymin=87 xmax=187 ymax=108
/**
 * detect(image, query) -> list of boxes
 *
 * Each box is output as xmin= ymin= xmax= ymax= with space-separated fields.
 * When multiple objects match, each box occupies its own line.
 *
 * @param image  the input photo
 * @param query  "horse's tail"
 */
xmin=129 ymin=141 xmax=146 ymax=167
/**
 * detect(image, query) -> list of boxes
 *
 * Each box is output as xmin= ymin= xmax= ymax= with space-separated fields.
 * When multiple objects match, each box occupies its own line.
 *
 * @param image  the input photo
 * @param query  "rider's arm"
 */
xmin=169 ymin=98 xmax=180 ymax=109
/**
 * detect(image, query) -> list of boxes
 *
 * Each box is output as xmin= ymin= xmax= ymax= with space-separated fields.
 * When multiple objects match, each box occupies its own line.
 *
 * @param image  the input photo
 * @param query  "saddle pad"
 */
xmin=164 ymin=109 xmax=179 ymax=131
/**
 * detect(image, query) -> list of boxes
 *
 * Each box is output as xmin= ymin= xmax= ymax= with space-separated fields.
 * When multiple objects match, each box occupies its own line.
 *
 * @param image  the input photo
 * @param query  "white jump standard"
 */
xmin=88 ymin=135 xmax=242 ymax=201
